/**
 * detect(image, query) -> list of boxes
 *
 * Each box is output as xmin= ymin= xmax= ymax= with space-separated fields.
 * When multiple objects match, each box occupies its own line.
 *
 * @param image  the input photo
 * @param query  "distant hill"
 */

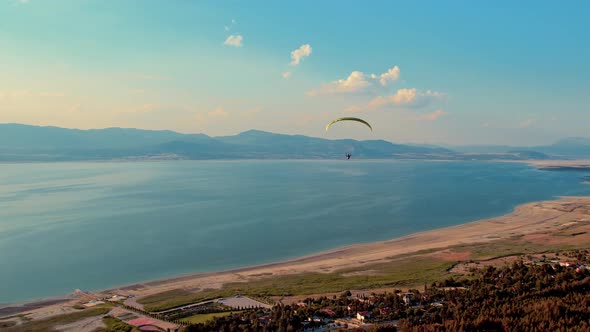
xmin=1 ymin=124 xmax=585 ymax=161
xmin=540 ymin=137 xmax=590 ymax=158
xmin=450 ymin=137 xmax=590 ymax=159
xmin=0 ymin=124 xmax=455 ymax=161
xmin=0 ymin=123 xmax=210 ymax=149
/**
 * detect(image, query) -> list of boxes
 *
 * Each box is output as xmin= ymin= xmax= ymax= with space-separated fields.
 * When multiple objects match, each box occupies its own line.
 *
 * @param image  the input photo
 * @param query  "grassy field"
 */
xmin=2 ymin=307 xmax=110 ymax=332
xmin=139 ymin=233 xmax=590 ymax=312
xmin=100 ymin=316 xmax=140 ymax=332
xmin=136 ymin=225 xmax=590 ymax=311
xmin=181 ymin=311 xmax=237 ymax=324
xmin=140 ymin=256 xmax=455 ymax=312
xmin=139 ymin=288 xmax=236 ymax=313
xmin=449 ymin=238 xmax=588 ymax=260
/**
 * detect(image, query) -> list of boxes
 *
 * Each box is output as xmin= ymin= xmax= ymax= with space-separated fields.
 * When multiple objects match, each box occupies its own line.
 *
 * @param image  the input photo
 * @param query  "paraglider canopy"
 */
xmin=325 ymin=117 xmax=372 ymax=132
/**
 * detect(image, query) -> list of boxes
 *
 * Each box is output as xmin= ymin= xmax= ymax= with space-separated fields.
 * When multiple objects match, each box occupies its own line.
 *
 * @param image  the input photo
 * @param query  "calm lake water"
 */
xmin=1 ymin=160 xmax=589 ymax=304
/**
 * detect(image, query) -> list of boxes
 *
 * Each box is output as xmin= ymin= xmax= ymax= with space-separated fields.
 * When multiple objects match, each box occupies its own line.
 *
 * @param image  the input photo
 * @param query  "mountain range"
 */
xmin=1 ymin=123 xmax=589 ymax=161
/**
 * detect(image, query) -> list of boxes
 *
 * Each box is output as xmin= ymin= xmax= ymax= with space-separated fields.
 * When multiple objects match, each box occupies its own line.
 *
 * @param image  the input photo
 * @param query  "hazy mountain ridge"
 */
xmin=452 ymin=141 xmax=590 ymax=158
xmin=1 ymin=123 xmax=588 ymax=161
xmin=0 ymin=124 xmax=456 ymax=160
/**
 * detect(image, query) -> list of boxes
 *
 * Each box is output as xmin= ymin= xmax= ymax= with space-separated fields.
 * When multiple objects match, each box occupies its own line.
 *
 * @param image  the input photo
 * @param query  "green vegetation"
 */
xmin=136 ymin=288 xmax=193 ymax=308
xmin=450 ymin=239 xmax=587 ymax=260
xmin=182 ymin=311 xmax=236 ymax=324
xmin=2 ymin=307 xmax=110 ymax=332
xmin=141 ymin=256 xmax=454 ymax=311
xmin=101 ymin=316 xmax=139 ymax=332
xmin=139 ymin=238 xmax=590 ymax=312
xmin=184 ymin=249 xmax=590 ymax=332
xmin=224 ymin=257 xmax=454 ymax=296
xmin=140 ymin=288 xmax=236 ymax=312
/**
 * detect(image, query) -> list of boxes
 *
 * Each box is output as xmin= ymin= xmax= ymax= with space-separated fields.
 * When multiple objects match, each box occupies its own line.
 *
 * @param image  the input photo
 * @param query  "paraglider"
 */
xmin=325 ymin=117 xmax=372 ymax=132
xmin=325 ymin=117 xmax=372 ymax=160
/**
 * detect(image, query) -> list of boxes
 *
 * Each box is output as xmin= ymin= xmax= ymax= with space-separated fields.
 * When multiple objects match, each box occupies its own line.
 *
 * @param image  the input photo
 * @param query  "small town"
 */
xmin=47 ymin=249 xmax=588 ymax=332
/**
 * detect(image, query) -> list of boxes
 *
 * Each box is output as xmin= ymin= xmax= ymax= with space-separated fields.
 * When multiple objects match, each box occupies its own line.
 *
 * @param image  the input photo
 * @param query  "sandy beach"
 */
xmin=105 ymin=195 xmax=590 ymax=310
xmin=3 ymin=195 xmax=590 ymax=317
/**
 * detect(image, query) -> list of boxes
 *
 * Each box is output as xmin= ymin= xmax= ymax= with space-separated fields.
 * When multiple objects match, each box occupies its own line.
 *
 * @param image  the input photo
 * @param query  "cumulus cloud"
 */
xmin=307 ymin=71 xmax=371 ymax=96
xmin=377 ymin=66 xmax=400 ymax=86
xmin=290 ymin=44 xmax=312 ymax=65
xmin=282 ymin=72 xmax=292 ymax=79
xmin=518 ymin=119 xmax=535 ymax=128
xmin=420 ymin=109 xmax=446 ymax=121
xmin=347 ymin=88 xmax=445 ymax=112
xmin=308 ymin=65 xmax=401 ymax=96
xmin=208 ymin=106 xmax=229 ymax=118
xmin=224 ymin=35 xmax=243 ymax=47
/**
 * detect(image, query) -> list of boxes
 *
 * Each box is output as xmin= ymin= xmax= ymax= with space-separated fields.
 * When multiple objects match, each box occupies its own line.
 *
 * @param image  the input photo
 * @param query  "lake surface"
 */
xmin=1 ymin=160 xmax=590 ymax=304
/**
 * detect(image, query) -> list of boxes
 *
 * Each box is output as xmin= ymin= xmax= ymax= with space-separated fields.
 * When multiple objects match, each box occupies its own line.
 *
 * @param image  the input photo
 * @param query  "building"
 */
xmin=402 ymin=293 xmax=414 ymax=305
xmin=356 ymin=311 xmax=371 ymax=322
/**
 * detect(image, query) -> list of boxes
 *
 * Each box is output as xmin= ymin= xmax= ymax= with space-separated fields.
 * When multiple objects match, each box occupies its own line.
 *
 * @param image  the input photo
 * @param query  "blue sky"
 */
xmin=1 ymin=0 xmax=588 ymax=145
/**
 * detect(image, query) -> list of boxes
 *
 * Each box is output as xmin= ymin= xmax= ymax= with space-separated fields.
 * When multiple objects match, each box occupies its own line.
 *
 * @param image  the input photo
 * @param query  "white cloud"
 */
xmin=282 ymin=72 xmax=292 ymax=79
xmin=420 ymin=109 xmax=446 ymax=121
xmin=224 ymin=35 xmax=243 ymax=47
xmin=518 ymin=119 xmax=535 ymax=128
xmin=308 ymin=65 xmax=402 ymax=96
xmin=378 ymin=66 xmax=400 ymax=86
xmin=357 ymin=66 xmax=401 ymax=86
xmin=307 ymin=71 xmax=371 ymax=96
xmin=208 ymin=106 xmax=229 ymax=118
xmin=348 ymin=88 xmax=445 ymax=112
xmin=290 ymin=44 xmax=312 ymax=65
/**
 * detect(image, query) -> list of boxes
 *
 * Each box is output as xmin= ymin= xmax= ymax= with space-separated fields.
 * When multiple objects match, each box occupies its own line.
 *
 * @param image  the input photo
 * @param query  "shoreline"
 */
xmin=6 ymin=194 xmax=590 ymax=315
xmin=108 ymin=195 xmax=590 ymax=306
xmin=2 ymin=160 xmax=590 ymax=315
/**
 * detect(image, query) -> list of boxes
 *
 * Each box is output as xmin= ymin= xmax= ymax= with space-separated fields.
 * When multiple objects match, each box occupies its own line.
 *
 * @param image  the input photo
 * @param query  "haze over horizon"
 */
xmin=1 ymin=0 xmax=589 ymax=146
